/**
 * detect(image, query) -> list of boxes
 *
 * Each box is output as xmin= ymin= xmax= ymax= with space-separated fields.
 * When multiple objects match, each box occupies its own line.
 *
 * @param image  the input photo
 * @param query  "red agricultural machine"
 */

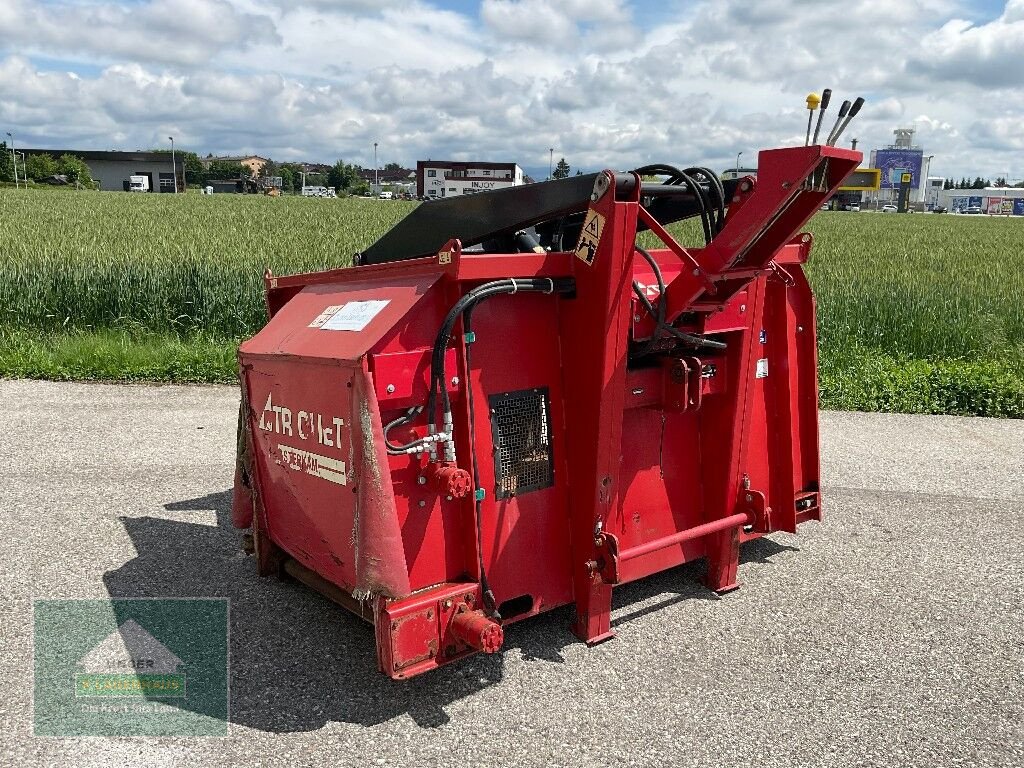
xmin=233 ymin=120 xmax=863 ymax=678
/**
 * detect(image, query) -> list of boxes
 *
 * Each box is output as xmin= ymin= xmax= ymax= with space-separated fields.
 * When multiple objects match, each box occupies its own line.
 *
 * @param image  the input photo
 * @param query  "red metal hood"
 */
xmin=239 ymin=273 xmax=443 ymax=364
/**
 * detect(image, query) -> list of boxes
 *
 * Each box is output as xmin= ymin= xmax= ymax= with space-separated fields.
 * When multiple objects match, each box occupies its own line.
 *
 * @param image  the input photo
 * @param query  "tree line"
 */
xmin=0 ymin=143 xmax=97 ymax=187
xmin=165 ymin=151 xmax=374 ymax=194
xmin=944 ymin=176 xmax=1023 ymax=189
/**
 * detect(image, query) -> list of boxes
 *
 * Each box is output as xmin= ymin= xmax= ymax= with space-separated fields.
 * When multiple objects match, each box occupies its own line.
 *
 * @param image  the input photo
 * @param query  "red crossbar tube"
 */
xmin=617 ymin=512 xmax=752 ymax=562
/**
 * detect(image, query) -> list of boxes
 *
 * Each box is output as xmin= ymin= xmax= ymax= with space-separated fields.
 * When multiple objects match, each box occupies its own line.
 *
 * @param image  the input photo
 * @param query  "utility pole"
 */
xmin=735 ymin=151 xmax=742 ymax=174
xmin=169 ymin=136 xmax=178 ymax=194
xmin=549 ymin=148 xmax=554 ymax=180
xmin=5 ymin=131 xmax=17 ymax=188
xmin=374 ymin=142 xmax=378 ymax=191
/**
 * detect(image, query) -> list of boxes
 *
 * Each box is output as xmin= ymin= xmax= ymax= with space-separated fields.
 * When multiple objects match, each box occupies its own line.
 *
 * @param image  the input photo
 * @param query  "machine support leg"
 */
xmin=704 ymin=526 xmax=741 ymax=594
xmin=572 ymin=580 xmax=614 ymax=645
xmin=252 ymin=494 xmax=284 ymax=577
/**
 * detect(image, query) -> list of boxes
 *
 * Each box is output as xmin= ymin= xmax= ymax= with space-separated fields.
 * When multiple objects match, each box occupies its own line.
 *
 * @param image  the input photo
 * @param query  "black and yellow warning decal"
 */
xmin=574 ymin=208 xmax=605 ymax=265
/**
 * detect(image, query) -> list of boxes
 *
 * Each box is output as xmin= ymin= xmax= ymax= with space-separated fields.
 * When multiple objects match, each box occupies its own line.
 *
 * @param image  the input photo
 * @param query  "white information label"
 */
xmin=318 ymin=300 xmax=390 ymax=332
xmin=755 ymin=358 xmax=769 ymax=379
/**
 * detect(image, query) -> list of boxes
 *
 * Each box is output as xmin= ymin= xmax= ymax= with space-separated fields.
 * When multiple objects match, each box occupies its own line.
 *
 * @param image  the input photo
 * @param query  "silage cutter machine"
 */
xmin=233 ymin=132 xmax=863 ymax=679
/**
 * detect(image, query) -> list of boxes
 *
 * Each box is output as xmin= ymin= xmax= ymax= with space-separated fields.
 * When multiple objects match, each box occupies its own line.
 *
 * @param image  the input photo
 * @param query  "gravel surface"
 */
xmin=2 ymin=379 xmax=1022 ymax=767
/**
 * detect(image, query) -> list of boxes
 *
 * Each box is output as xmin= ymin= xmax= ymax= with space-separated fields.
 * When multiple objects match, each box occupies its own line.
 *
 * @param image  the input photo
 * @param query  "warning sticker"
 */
xmin=574 ymin=208 xmax=605 ymax=266
xmin=309 ymin=305 xmax=344 ymax=328
xmin=756 ymin=358 xmax=769 ymax=379
xmin=311 ymin=300 xmax=390 ymax=332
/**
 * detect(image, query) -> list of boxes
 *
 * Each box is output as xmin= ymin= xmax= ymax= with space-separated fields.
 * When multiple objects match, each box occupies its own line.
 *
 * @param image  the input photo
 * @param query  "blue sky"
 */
xmin=2 ymin=0 xmax=1023 ymax=180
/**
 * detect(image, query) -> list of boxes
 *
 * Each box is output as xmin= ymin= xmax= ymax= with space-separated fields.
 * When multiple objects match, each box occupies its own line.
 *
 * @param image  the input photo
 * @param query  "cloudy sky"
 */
xmin=1 ymin=0 xmax=1021 ymax=180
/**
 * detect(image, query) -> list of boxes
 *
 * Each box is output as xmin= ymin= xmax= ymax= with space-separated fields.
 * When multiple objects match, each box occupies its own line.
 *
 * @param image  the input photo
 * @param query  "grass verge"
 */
xmin=0 ymin=328 xmax=238 ymax=383
xmin=3 ymin=329 xmax=1022 ymax=417
xmin=819 ymin=345 xmax=1024 ymax=417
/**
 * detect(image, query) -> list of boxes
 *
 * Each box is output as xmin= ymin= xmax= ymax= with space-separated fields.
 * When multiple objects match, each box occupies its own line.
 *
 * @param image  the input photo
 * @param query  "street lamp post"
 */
xmin=374 ymin=142 xmax=378 ymax=191
xmin=5 ymin=132 xmax=17 ymax=188
xmin=549 ymin=148 xmax=554 ymax=180
xmin=169 ymin=136 xmax=178 ymax=194
xmin=735 ymin=151 xmax=743 ymax=175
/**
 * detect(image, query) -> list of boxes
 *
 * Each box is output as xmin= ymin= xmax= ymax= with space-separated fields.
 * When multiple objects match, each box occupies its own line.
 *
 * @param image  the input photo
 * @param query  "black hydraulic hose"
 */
xmin=677 ymin=170 xmax=714 ymax=244
xmin=686 ymin=167 xmax=726 ymax=234
xmin=661 ymin=323 xmax=727 ymax=350
xmin=427 ymin=277 xmax=574 ymax=436
xmin=427 ymin=280 xmax=539 ymax=429
xmin=461 ymin=306 xmax=500 ymax=619
xmin=632 ymin=244 xmax=727 ymax=352
xmin=633 ymin=245 xmax=666 ymax=354
xmin=632 ymin=163 xmax=714 ymax=245
xmin=422 ymin=278 xmax=573 ymax=618
xmin=383 ymin=406 xmax=428 ymax=455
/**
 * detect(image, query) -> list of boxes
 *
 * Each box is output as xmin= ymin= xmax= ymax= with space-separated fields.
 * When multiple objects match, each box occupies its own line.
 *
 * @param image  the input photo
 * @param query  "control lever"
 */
xmin=824 ymin=100 xmax=851 ymax=146
xmin=828 ymin=97 xmax=865 ymax=146
xmin=803 ymin=92 xmax=820 ymax=146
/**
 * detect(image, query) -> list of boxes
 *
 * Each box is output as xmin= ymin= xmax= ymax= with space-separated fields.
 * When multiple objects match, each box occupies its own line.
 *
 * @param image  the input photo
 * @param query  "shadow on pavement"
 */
xmin=103 ymin=489 xmax=800 ymax=731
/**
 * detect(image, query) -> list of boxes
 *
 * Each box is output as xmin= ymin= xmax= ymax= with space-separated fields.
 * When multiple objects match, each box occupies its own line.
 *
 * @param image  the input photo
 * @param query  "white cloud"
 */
xmin=909 ymin=1 xmax=1024 ymax=88
xmin=0 ymin=0 xmax=1022 ymax=180
xmin=1 ymin=0 xmax=279 ymax=66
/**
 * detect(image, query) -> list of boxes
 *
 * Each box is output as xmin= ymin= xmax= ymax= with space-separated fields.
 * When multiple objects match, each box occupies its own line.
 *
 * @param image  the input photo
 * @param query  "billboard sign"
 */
xmin=1000 ymin=198 xmax=1014 ymax=215
xmin=987 ymin=198 xmax=1003 ymax=215
xmin=1014 ymin=198 xmax=1024 ymax=216
xmin=969 ymin=196 xmax=983 ymax=209
xmin=838 ymin=168 xmax=882 ymax=190
xmin=950 ymin=197 xmax=968 ymax=213
xmin=873 ymin=149 xmax=924 ymax=190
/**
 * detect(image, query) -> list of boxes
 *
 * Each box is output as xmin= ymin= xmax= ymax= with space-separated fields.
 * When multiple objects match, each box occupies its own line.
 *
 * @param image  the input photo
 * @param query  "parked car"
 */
xmin=378 ymin=191 xmax=393 ymax=200
xmin=965 ymin=206 xmax=983 ymax=215
xmin=845 ymin=204 xmax=861 ymax=212
xmin=881 ymin=204 xmax=898 ymax=213
xmin=931 ymin=206 xmax=947 ymax=214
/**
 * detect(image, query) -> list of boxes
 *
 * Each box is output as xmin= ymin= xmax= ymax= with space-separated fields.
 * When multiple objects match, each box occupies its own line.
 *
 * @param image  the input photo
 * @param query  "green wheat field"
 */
xmin=1 ymin=188 xmax=1022 ymax=416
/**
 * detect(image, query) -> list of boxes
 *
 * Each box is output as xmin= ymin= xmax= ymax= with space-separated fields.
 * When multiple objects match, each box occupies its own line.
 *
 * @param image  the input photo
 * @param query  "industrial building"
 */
xmin=416 ymin=160 xmax=524 ymax=199
xmin=21 ymin=148 xmax=182 ymax=192
xmin=357 ymin=167 xmax=416 ymax=196
xmin=863 ymin=128 xmax=937 ymax=207
xmin=942 ymin=187 xmax=1024 ymax=215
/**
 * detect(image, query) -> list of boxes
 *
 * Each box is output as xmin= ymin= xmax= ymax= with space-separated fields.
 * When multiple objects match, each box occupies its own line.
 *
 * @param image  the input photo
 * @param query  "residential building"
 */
xmin=202 ymin=154 xmax=269 ymax=176
xmin=416 ymin=160 xmax=524 ymax=199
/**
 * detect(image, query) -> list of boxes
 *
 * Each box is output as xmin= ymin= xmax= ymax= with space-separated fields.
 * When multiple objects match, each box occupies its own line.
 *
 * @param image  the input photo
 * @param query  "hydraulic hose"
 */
xmin=632 ymin=245 xmax=726 ymax=352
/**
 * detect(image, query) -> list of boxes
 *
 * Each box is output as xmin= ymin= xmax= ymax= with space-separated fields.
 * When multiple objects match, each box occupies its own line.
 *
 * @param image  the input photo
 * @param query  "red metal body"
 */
xmin=234 ymin=144 xmax=861 ymax=679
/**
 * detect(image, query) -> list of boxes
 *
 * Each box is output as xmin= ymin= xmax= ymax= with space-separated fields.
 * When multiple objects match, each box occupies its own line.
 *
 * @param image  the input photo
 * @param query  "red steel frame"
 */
xmin=233 ymin=144 xmax=862 ymax=679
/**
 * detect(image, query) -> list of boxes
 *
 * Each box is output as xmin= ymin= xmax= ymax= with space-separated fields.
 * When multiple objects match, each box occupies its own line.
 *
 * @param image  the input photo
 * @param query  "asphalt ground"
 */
xmin=1 ymin=379 xmax=1022 ymax=767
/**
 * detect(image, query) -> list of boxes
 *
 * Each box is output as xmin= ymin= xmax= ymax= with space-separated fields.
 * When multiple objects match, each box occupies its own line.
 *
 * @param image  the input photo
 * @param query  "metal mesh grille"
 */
xmin=489 ymin=388 xmax=554 ymax=499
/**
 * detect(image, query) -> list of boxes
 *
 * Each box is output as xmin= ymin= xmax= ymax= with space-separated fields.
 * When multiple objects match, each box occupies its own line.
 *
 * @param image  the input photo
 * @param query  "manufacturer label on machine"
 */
xmin=277 ymin=444 xmax=347 ymax=486
xmin=574 ymin=209 xmax=605 ymax=265
xmin=258 ymin=391 xmax=349 ymax=486
xmin=309 ymin=300 xmax=390 ymax=331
